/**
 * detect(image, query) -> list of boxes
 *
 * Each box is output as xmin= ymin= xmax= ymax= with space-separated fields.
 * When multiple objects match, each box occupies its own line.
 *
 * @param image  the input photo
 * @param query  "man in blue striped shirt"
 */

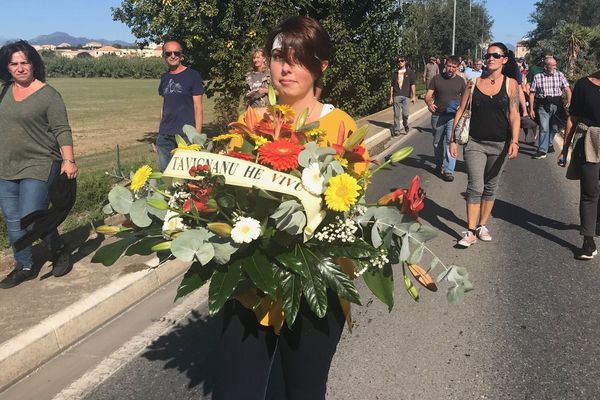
xmin=529 ymin=57 xmax=571 ymax=159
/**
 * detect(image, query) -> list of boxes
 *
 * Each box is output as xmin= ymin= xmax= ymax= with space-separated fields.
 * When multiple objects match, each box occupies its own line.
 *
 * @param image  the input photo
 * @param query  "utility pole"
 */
xmin=452 ymin=0 xmax=457 ymax=55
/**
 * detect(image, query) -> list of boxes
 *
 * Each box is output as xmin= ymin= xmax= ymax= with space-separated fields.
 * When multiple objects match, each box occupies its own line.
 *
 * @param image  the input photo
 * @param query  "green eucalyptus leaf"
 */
xmin=362 ymin=263 xmax=394 ymax=311
xmin=170 ymin=229 xmax=215 ymax=264
xmin=108 ymin=186 xmax=133 ymax=214
xmin=399 ymin=234 xmax=411 ymax=261
xmin=210 ymin=238 xmax=239 ymax=264
xmin=371 ymin=223 xmax=382 ymax=248
xmin=447 ymin=284 xmax=466 ymax=305
xmin=129 ymin=198 xmax=152 ymax=227
xmin=408 ymin=244 xmax=425 ymax=264
xmin=208 ymin=262 xmax=243 ymax=315
xmin=408 ymin=224 xmax=438 ymax=243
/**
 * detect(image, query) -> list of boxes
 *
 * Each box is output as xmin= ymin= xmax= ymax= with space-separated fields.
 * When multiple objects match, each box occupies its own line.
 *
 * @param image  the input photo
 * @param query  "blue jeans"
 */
xmin=156 ymin=135 xmax=177 ymax=172
xmin=393 ymin=96 xmax=410 ymax=134
xmin=0 ymin=162 xmax=63 ymax=269
xmin=157 ymin=134 xmax=192 ymax=171
xmin=431 ymin=113 xmax=456 ymax=174
xmin=536 ymin=103 xmax=558 ymax=154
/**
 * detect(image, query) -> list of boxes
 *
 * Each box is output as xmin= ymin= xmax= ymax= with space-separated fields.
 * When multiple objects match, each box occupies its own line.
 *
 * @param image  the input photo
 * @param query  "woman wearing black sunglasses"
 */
xmin=450 ymin=42 xmax=521 ymax=247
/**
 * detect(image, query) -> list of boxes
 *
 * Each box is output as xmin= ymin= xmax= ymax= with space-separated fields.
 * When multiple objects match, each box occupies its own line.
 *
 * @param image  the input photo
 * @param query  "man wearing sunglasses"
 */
xmin=529 ymin=56 xmax=571 ymax=159
xmin=157 ymin=40 xmax=204 ymax=171
xmin=388 ymin=56 xmax=417 ymax=136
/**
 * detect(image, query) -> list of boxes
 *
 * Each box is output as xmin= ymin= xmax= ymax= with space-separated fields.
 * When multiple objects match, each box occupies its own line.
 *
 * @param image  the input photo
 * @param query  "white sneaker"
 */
xmin=458 ymin=231 xmax=477 ymax=247
xmin=476 ymin=225 xmax=492 ymax=241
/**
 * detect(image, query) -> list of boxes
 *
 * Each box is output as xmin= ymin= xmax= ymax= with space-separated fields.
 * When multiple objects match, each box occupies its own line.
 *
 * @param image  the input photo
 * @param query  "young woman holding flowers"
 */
xmin=214 ymin=16 xmax=367 ymax=400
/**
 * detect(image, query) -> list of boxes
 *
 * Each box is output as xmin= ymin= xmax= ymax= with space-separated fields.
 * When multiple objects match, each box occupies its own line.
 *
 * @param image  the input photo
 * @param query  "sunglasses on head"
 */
xmin=164 ymin=51 xmax=182 ymax=58
xmin=484 ymin=52 xmax=505 ymax=60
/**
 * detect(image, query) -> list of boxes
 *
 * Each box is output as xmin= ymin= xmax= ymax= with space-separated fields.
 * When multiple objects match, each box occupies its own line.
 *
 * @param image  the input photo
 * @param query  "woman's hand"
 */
xmin=449 ymin=142 xmax=458 ymax=158
xmin=61 ymin=160 xmax=78 ymax=179
xmin=508 ymin=142 xmax=519 ymax=159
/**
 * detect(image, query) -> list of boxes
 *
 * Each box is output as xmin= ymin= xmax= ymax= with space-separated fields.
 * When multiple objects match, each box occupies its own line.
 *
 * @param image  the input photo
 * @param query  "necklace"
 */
xmin=489 ymin=73 xmax=502 ymax=86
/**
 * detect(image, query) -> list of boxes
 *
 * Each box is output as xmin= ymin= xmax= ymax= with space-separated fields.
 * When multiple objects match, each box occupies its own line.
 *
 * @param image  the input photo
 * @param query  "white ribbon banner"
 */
xmin=163 ymin=150 xmax=325 ymax=241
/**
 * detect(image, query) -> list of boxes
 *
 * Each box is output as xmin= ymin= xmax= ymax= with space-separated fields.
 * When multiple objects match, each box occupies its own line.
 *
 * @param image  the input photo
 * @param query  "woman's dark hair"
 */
xmin=265 ymin=16 xmax=333 ymax=82
xmin=488 ymin=42 xmax=519 ymax=81
xmin=0 ymin=40 xmax=46 ymax=83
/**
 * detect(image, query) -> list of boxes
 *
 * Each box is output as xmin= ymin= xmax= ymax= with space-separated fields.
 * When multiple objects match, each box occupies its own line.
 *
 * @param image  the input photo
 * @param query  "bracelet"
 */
xmin=63 ymin=159 xmax=76 ymax=164
xmin=511 ymin=142 xmax=519 ymax=147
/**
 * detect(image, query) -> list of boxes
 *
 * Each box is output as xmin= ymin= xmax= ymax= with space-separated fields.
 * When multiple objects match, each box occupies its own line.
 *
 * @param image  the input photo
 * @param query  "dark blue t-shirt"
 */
xmin=158 ymin=67 xmax=204 ymax=136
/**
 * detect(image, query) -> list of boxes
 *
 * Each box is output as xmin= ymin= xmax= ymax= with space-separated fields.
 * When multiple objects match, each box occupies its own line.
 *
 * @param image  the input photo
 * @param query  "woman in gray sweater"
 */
xmin=0 ymin=40 xmax=78 ymax=288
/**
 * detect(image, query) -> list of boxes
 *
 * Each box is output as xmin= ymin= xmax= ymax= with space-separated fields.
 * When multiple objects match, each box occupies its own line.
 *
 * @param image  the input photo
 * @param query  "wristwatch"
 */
xmin=63 ymin=159 xmax=76 ymax=164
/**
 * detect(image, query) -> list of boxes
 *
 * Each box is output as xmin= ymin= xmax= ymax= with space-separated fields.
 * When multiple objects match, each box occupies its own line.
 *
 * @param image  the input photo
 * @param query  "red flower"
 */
xmin=258 ymin=139 xmax=303 ymax=171
xmin=226 ymin=151 xmax=255 ymax=161
xmin=330 ymin=122 xmax=370 ymax=164
xmin=189 ymin=164 xmax=210 ymax=177
xmin=183 ymin=198 xmax=216 ymax=213
xmin=377 ymin=175 xmax=425 ymax=218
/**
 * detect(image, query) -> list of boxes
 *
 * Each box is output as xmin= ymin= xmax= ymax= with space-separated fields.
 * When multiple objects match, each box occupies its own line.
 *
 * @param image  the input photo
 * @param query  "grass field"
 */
xmin=48 ymin=77 xmax=217 ymax=158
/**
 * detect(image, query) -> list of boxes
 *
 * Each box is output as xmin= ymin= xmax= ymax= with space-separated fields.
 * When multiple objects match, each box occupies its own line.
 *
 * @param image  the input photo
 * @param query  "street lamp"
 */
xmin=451 ymin=0 xmax=456 ymax=55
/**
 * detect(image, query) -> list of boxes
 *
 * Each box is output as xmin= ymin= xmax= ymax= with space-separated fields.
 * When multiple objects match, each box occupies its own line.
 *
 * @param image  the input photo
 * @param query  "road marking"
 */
xmin=51 ymin=285 xmax=209 ymax=400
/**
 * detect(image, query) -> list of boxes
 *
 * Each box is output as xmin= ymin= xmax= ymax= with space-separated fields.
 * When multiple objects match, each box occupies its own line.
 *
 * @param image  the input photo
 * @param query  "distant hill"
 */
xmin=28 ymin=32 xmax=133 ymax=47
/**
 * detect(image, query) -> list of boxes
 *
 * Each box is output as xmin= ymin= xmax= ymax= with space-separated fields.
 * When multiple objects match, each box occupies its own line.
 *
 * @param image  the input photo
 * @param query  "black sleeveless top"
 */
xmin=469 ymin=76 xmax=510 ymax=142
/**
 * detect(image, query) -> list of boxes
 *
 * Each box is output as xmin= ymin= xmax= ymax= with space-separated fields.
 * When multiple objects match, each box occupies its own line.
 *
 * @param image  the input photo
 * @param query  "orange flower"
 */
xmin=258 ymin=139 xmax=303 ymax=171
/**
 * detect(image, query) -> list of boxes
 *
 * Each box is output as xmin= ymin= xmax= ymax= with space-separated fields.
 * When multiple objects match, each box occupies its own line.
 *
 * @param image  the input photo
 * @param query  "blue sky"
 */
xmin=2 ymin=0 xmax=537 ymax=46
xmin=487 ymin=0 xmax=537 ymax=44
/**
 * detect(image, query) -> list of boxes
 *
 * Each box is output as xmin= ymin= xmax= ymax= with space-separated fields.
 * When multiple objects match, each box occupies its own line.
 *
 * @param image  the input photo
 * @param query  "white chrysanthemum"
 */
xmin=231 ymin=217 xmax=261 ymax=244
xmin=162 ymin=210 xmax=186 ymax=238
xmin=301 ymin=162 xmax=325 ymax=195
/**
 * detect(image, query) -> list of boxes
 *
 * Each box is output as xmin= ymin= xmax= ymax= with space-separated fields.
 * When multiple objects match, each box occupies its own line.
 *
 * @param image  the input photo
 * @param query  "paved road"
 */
xmin=60 ymin=111 xmax=600 ymax=399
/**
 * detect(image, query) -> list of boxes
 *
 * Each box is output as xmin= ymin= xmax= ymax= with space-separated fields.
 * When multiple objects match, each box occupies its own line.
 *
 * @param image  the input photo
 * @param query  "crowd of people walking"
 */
xmin=414 ymin=47 xmax=600 ymax=259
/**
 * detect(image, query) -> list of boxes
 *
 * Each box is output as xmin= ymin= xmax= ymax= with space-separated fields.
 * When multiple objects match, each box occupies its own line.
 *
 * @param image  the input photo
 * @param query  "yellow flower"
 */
xmin=272 ymin=104 xmax=295 ymax=121
xmin=170 ymin=135 xmax=202 ymax=154
xmin=226 ymin=40 xmax=234 ymax=49
xmin=170 ymin=143 xmax=201 ymax=154
xmin=212 ymin=133 xmax=242 ymax=142
xmin=335 ymin=154 xmax=349 ymax=169
xmin=248 ymin=132 xmax=270 ymax=148
xmin=324 ymin=173 xmax=361 ymax=212
xmin=305 ymin=128 xmax=326 ymax=139
xmin=131 ymin=165 xmax=152 ymax=193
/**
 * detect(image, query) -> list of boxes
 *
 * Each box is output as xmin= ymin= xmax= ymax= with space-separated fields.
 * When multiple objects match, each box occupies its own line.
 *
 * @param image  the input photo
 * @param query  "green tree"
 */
xmin=112 ymin=0 xmax=403 ymax=123
xmin=527 ymin=0 xmax=600 ymax=77
xmin=397 ymin=0 xmax=492 ymax=72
